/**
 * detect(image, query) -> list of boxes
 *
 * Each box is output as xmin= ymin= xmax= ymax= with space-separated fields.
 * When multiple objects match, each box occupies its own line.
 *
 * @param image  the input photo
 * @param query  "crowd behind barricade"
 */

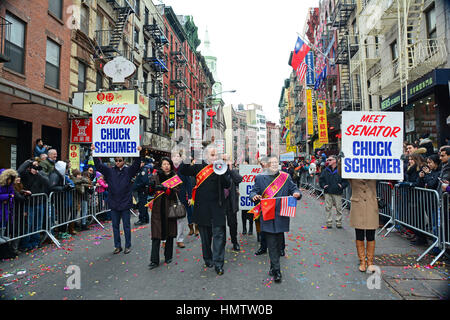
xmin=284 ymin=133 xmax=450 ymax=260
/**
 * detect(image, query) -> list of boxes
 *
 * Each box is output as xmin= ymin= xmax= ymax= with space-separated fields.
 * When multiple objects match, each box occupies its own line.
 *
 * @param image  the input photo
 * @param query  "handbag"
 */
xmin=167 ymin=192 xmax=187 ymax=219
xmin=377 ymin=197 xmax=386 ymax=210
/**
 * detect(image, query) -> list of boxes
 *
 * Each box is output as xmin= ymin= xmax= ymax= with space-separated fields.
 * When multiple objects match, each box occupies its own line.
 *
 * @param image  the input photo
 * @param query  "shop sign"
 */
xmin=306 ymin=89 xmax=314 ymax=135
xmin=191 ymin=109 xmax=202 ymax=140
xmin=169 ymin=95 xmax=176 ymax=134
xmin=69 ymin=144 xmax=80 ymax=171
xmin=305 ymin=52 xmax=315 ymax=86
xmin=71 ymin=118 xmax=92 ymax=143
xmin=84 ymin=90 xmax=135 ymax=113
xmin=137 ymin=92 xmax=149 ymax=118
xmin=316 ymin=100 xmax=329 ymax=144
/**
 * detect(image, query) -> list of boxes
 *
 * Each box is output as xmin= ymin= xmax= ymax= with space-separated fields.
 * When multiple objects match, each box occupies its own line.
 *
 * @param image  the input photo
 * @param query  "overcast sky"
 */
xmin=160 ymin=0 xmax=320 ymax=124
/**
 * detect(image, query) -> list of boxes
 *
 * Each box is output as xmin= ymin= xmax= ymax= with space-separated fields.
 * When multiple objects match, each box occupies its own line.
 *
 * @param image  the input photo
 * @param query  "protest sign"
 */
xmin=341 ymin=111 xmax=404 ymax=180
xmin=92 ymin=104 xmax=140 ymax=157
xmin=239 ymin=165 xmax=262 ymax=210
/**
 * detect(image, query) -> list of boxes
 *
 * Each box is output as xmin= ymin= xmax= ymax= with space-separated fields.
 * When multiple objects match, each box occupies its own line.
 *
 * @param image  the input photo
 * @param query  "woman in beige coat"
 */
xmin=349 ymin=179 xmax=379 ymax=272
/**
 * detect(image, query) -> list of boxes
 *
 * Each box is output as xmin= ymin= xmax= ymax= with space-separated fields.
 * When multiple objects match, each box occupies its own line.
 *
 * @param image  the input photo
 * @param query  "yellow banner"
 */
xmin=69 ymin=144 xmax=80 ymax=172
xmin=313 ymin=140 xmax=324 ymax=150
xmin=137 ymin=92 xmax=149 ymax=118
xmin=306 ymin=89 xmax=314 ymax=135
xmin=316 ymin=100 xmax=329 ymax=144
xmin=84 ymin=90 xmax=135 ymax=114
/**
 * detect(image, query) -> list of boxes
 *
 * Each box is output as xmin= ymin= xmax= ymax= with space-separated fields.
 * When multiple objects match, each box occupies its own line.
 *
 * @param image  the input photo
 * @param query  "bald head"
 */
xmin=48 ymin=149 xmax=57 ymax=161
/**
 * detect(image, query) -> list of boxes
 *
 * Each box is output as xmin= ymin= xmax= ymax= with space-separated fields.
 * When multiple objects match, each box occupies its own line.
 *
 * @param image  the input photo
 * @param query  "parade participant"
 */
xmin=254 ymin=156 xmax=270 ymax=255
xmin=171 ymin=151 xmax=193 ymax=248
xmin=319 ymin=155 xmax=348 ymax=229
xmin=223 ymin=155 xmax=243 ymax=251
xmin=148 ymin=157 xmax=182 ymax=269
xmin=91 ymin=144 xmax=142 ymax=254
xmin=179 ymin=144 xmax=231 ymax=275
xmin=349 ymin=179 xmax=379 ymax=273
xmin=249 ymin=156 xmax=301 ymax=283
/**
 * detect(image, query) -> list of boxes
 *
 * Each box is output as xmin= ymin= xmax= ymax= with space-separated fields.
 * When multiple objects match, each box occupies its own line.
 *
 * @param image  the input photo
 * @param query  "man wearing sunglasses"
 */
xmin=92 ymin=144 xmax=142 ymax=255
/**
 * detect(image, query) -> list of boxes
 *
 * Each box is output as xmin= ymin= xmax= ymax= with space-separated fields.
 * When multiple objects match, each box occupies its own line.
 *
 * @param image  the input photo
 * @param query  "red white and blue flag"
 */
xmin=296 ymin=61 xmax=307 ymax=82
xmin=280 ymin=196 xmax=297 ymax=217
xmin=291 ymin=36 xmax=310 ymax=72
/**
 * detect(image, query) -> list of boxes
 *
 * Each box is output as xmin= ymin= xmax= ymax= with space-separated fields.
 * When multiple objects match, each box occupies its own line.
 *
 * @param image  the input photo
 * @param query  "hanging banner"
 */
xmin=71 ymin=118 xmax=93 ymax=144
xmin=92 ymin=104 xmax=140 ymax=157
xmin=191 ymin=109 xmax=202 ymax=140
xmin=306 ymin=89 xmax=314 ymax=135
xmin=69 ymin=144 xmax=80 ymax=171
xmin=341 ymin=111 xmax=404 ymax=180
xmin=313 ymin=140 xmax=324 ymax=150
xmin=137 ymin=92 xmax=149 ymax=118
xmin=169 ymin=95 xmax=176 ymax=134
xmin=305 ymin=51 xmax=315 ymax=86
xmin=84 ymin=90 xmax=135 ymax=114
xmin=316 ymin=100 xmax=329 ymax=144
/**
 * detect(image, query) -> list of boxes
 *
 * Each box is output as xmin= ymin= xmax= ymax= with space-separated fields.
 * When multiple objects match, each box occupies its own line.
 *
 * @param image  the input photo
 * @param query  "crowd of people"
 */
xmin=1 ymin=134 xmax=449 ymax=283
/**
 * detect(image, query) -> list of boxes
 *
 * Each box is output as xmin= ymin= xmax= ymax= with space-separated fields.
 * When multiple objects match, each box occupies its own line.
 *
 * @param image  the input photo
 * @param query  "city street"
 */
xmin=1 ymin=190 xmax=448 ymax=301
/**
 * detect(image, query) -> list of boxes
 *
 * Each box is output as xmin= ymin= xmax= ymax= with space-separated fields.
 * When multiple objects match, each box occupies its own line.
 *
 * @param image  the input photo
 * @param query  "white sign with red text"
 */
xmin=341 ymin=111 xmax=404 ymax=180
xmin=238 ymin=165 xmax=263 ymax=210
xmin=92 ymin=104 xmax=140 ymax=157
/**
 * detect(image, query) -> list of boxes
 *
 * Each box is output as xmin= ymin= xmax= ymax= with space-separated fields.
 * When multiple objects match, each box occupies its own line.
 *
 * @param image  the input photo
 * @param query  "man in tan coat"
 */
xmin=349 ymin=179 xmax=379 ymax=273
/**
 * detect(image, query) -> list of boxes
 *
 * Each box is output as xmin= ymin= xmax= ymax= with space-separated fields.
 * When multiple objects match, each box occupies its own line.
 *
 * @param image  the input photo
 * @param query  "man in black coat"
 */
xmin=92 ymin=144 xmax=142 ymax=255
xmin=179 ymin=145 xmax=231 ymax=275
xmin=134 ymin=159 xmax=153 ymax=226
xmin=223 ymin=157 xmax=243 ymax=252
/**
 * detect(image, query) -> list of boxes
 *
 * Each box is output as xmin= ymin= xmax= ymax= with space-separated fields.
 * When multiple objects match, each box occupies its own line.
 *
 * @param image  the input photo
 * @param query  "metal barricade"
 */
xmin=376 ymin=182 xmax=395 ymax=236
xmin=309 ymin=174 xmax=324 ymax=199
xmin=342 ymin=185 xmax=352 ymax=210
xmin=0 ymin=193 xmax=52 ymax=248
xmin=431 ymin=192 xmax=449 ymax=265
xmin=49 ymin=187 xmax=105 ymax=248
xmin=90 ymin=187 xmax=110 ymax=220
xmin=391 ymin=185 xmax=441 ymax=263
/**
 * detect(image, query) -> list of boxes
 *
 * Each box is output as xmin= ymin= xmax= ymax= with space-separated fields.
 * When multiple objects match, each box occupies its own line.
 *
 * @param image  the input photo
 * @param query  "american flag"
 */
xmin=296 ymin=61 xmax=307 ymax=82
xmin=280 ymin=196 xmax=297 ymax=217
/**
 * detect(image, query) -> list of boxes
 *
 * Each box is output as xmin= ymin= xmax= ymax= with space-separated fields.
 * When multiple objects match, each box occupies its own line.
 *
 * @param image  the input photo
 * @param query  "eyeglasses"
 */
xmin=327 ymin=158 xmax=335 ymax=161
xmin=115 ymin=159 xmax=123 ymax=163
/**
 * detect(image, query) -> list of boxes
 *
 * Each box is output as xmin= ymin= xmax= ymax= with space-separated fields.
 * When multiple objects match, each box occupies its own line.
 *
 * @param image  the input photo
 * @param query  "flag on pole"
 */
xmin=291 ymin=36 xmax=310 ymax=71
xmin=261 ymin=198 xmax=276 ymax=221
xmin=296 ymin=61 xmax=308 ymax=83
xmin=280 ymin=196 xmax=297 ymax=217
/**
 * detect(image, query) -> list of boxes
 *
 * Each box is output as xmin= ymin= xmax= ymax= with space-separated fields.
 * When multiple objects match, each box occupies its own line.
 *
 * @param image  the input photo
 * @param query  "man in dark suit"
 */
xmin=250 ymin=156 xmax=301 ymax=283
xmin=223 ymin=156 xmax=243 ymax=252
xmin=179 ymin=144 xmax=231 ymax=275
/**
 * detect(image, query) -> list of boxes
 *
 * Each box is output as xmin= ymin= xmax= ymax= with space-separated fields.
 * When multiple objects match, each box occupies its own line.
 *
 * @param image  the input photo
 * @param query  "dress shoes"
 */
xmin=215 ymin=267 xmax=224 ymax=275
xmin=134 ymin=220 xmax=148 ymax=226
xmin=165 ymin=258 xmax=173 ymax=264
xmin=177 ymin=242 xmax=185 ymax=248
xmin=254 ymin=247 xmax=267 ymax=255
xmin=273 ymin=271 xmax=282 ymax=283
xmin=148 ymin=262 xmax=159 ymax=270
xmin=113 ymin=247 xmax=122 ymax=254
xmin=124 ymin=248 xmax=131 ymax=254
xmin=203 ymin=262 xmax=214 ymax=268
xmin=232 ymin=243 xmax=240 ymax=251
xmin=280 ymin=249 xmax=285 ymax=257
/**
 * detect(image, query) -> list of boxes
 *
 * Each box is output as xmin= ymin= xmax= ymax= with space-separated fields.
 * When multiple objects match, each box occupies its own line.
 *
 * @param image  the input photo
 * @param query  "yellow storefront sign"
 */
xmin=69 ymin=144 xmax=80 ymax=171
xmin=137 ymin=92 xmax=149 ymax=118
xmin=316 ymin=100 xmax=329 ymax=144
xmin=306 ymin=89 xmax=314 ymax=135
xmin=84 ymin=90 xmax=149 ymax=118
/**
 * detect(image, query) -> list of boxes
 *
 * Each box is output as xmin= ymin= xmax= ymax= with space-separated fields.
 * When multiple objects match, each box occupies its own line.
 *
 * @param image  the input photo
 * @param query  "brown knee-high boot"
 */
xmin=366 ymin=240 xmax=376 ymax=272
xmin=188 ymin=224 xmax=194 ymax=236
xmin=356 ymin=240 xmax=366 ymax=272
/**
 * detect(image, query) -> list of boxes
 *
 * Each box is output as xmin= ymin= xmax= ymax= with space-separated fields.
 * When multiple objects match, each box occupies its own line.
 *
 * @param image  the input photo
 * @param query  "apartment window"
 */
xmin=144 ymin=8 xmax=149 ymax=25
xmin=96 ymin=71 xmax=103 ymax=91
xmin=134 ymin=27 xmax=139 ymax=49
xmin=48 ymin=0 xmax=63 ymax=20
xmin=144 ymin=39 xmax=148 ymax=58
xmin=143 ymin=71 xmax=148 ymax=94
xmin=135 ymin=0 xmax=140 ymax=17
xmin=80 ymin=5 xmax=89 ymax=35
xmin=390 ymin=40 xmax=398 ymax=61
xmin=96 ymin=14 xmax=103 ymax=43
xmin=78 ymin=62 xmax=87 ymax=92
xmin=426 ymin=5 xmax=436 ymax=39
xmin=45 ymin=39 xmax=60 ymax=89
xmin=4 ymin=13 xmax=26 ymax=74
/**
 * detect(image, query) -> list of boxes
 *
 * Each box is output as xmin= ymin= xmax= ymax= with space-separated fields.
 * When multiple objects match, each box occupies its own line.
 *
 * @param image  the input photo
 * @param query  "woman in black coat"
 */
xmin=148 ymin=157 xmax=180 ymax=269
xmin=418 ymin=154 xmax=440 ymax=190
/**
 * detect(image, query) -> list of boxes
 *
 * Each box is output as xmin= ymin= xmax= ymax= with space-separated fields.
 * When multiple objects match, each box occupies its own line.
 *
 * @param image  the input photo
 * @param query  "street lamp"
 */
xmin=203 ymin=90 xmax=236 ymax=134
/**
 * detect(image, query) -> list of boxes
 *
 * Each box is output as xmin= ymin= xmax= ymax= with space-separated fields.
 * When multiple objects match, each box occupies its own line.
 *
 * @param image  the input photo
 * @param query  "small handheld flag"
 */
xmin=280 ymin=196 xmax=297 ymax=217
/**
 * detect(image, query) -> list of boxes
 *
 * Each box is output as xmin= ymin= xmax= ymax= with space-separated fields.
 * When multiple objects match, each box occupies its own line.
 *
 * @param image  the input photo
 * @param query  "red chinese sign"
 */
xmin=71 ymin=119 xmax=93 ymax=143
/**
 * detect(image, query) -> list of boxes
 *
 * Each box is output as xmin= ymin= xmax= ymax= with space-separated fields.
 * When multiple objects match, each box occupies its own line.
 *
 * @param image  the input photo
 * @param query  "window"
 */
xmin=135 ymin=0 xmax=140 ymax=17
xmin=96 ymin=14 xmax=103 ymax=43
xmin=78 ymin=62 xmax=86 ymax=91
xmin=96 ymin=71 xmax=103 ymax=91
xmin=426 ymin=5 xmax=436 ymax=39
xmin=134 ymin=27 xmax=139 ymax=46
xmin=144 ymin=8 xmax=149 ymax=25
xmin=80 ymin=5 xmax=89 ymax=35
xmin=4 ymin=13 xmax=26 ymax=74
xmin=143 ymin=71 xmax=148 ymax=94
xmin=45 ymin=39 xmax=60 ymax=89
xmin=48 ymin=0 xmax=63 ymax=20
xmin=144 ymin=39 xmax=148 ymax=58
xmin=390 ymin=40 xmax=398 ymax=60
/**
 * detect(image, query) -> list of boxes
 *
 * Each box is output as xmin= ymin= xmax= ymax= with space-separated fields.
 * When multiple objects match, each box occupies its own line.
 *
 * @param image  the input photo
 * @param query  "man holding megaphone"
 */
xmin=179 ymin=144 xmax=231 ymax=276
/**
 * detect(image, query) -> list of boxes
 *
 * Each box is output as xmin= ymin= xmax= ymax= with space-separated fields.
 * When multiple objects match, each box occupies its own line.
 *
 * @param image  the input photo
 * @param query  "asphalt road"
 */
xmin=0 ymin=189 xmax=447 ymax=301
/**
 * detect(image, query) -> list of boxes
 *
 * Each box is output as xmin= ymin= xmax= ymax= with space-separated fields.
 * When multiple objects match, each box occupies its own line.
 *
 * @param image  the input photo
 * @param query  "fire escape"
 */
xmin=143 ymin=15 xmax=169 ymax=134
xmin=0 ymin=16 xmax=11 ymax=63
xmin=331 ymin=0 xmax=360 ymax=112
xmin=94 ymin=0 xmax=134 ymax=61
xmin=170 ymin=46 xmax=188 ymax=90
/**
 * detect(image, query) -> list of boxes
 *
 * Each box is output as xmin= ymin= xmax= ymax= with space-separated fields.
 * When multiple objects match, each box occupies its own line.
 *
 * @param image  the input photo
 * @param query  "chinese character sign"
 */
xmin=169 ymin=95 xmax=176 ymax=134
xmin=341 ymin=111 xmax=404 ymax=180
xmin=92 ymin=104 xmax=140 ymax=157
xmin=71 ymin=119 xmax=92 ymax=143
xmin=306 ymin=89 xmax=314 ymax=135
xmin=305 ymin=52 xmax=315 ymax=86
xmin=191 ymin=109 xmax=202 ymax=140
xmin=316 ymin=100 xmax=328 ymax=144
xmin=69 ymin=144 xmax=80 ymax=171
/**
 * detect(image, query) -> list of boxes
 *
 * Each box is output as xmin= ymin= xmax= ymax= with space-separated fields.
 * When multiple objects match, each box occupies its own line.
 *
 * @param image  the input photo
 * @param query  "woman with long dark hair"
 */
xmin=148 ymin=157 xmax=180 ymax=269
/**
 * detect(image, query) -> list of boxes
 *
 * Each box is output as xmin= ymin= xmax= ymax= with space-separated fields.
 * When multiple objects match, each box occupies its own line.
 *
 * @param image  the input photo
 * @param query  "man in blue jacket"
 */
xmin=250 ymin=156 xmax=301 ymax=283
xmin=92 ymin=144 xmax=142 ymax=254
